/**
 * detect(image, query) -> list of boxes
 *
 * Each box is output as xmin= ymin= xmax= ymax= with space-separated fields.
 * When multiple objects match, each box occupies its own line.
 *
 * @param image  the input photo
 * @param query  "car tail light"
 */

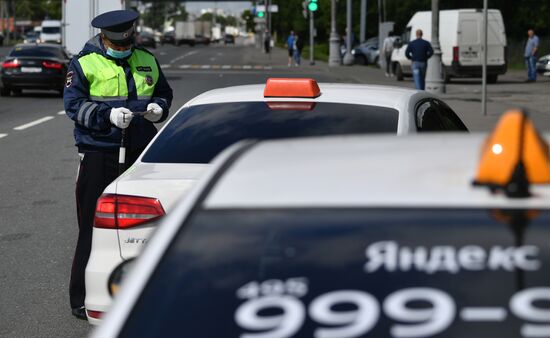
xmin=42 ymin=61 xmax=63 ymax=70
xmin=453 ymin=46 xmax=459 ymax=62
xmin=87 ymin=310 xmax=104 ymax=319
xmin=2 ymin=60 xmax=20 ymax=69
xmin=94 ymin=194 xmax=165 ymax=229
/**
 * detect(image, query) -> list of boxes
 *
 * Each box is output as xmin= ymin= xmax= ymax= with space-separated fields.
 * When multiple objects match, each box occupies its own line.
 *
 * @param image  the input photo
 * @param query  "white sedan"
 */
xmin=84 ymin=78 xmax=468 ymax=323
xmin=537 ymin=54 xmax=550 ymax=77
xmin=93 ymin=111 xmax=550 ymax=337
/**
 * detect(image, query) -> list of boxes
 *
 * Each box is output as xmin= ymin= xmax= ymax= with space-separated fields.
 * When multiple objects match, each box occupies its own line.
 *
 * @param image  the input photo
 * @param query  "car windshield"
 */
xmin=9 ymin=46 xmax=64 ymax=58
xmin=142 ymin=101 xmax=399 ymax=163
xmin=120 ymin=208 xmax=550 ymax=338
xmin=42 ymin=27 xmax=60 ymax=34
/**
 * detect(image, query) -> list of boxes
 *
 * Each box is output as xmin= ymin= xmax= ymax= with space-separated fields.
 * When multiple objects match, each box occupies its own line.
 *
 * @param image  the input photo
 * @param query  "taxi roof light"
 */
xmin=473 ymin=110 xmax=550 ymax=198
xmin=264 ymin=78 xmax=321 ymax=98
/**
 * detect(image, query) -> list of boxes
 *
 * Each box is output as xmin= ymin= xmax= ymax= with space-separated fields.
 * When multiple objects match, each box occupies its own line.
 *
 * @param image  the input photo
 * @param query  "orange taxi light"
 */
xmin=473 ymin=110 xmax=550 ymax=196
xmin=264 ymin=78 xmax=321 ymax=98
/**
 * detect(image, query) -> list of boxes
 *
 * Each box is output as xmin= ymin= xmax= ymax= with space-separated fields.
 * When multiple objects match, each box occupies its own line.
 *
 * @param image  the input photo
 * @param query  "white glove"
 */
xmin=110 ymin=107 xmax=134 ymax=129
xmin=144 ymin=103 xmax=163 ymax=122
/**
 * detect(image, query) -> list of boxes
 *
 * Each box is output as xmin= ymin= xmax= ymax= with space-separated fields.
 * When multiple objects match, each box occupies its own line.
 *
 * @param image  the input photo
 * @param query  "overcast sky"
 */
xmin=183 ymin=1 xmax=253 ymax=15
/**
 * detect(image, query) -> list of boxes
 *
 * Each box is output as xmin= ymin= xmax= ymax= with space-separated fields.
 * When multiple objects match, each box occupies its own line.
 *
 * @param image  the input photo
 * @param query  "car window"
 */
xmin=9 ymin=46 xmax=64 ymax=58
xmin=142 ymin=102 xmax=399 ymax=163
xmin=41 ymin=26 xmax=60 ymax=34
xmin=119 ymin=208 xmax=550 ymax=338
xmin=416 ymin=99 xmax=468 ymax=132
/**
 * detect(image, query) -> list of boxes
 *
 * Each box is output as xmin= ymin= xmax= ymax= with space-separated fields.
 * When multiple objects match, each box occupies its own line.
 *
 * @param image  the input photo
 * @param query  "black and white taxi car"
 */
xmin=93 ymin=110 xmax=550 ymax=337
xmin=85 ymin=78 xmax=469 ymax=322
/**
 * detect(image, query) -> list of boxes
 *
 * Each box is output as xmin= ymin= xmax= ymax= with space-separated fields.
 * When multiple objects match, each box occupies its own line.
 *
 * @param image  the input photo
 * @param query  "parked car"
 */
xmin=83 ymin=78 xmax=468 ymax=324
xmin=136 ymin=32 xmax=156 ymax=49
xmin=93 ymin=110 xmax=550 ymax=338
xmin=0 ymin=43 xmax=71 ymax=96
xmin=351 ymin=37 xmax=380 ymax=65
xmin=85 ymin=79 xmax=467 ymax=324
xmin=223 ymin=34 xmax=235 ymax=44
xmin=161 ymin=31 xmax=175 ymax=45
xmin=536 ymin=54 xmax=550 ymax=77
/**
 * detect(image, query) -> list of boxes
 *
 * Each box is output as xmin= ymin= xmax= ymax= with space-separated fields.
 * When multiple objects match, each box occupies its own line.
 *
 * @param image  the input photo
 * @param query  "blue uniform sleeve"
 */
xmin=405 ymin=43 xmax=412 ymax=60
xmin=426 ymin=42 xmax=434 ymax=59
xmin=63 ymin=57 xmax=112 ymax=131
xmin=151 ymin=59 xmax=173 ymax=123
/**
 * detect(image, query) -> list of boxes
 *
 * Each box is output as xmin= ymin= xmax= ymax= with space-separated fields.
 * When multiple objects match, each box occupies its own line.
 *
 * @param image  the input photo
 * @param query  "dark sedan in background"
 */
xmin=0 ymin=43 xmax=71 ymax=96
xmin=136 ymin=32 xmax=157 ymax=49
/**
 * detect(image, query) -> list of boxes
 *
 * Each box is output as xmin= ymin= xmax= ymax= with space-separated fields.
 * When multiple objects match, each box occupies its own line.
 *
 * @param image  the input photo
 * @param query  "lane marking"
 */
xmin=179 ymin=64 xmax=191 ymax=69
xmin=160 ymin=64 xmax=171 ymax=69
xmin=460 ymin=307 xmax=507 ymax=321
xmin=221 ymin=65 xmax=231 ymax=69
xmin=0 ymin=133 xmax=7 ymax=139
xmin=14 ymin=116 xmax=55 ymax=131
xmin=169 ymin=50 xmax=198 ymax=64
xmin=57 ymin=110 xmax=65 ymax=115
xmin=200 ymin=65 xmax=211 ymax=69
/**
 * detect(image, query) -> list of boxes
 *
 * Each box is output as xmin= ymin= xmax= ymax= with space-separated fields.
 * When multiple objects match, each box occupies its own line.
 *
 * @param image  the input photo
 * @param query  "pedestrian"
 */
xmin=293 ymin=33 xmax=304 ymax=66
xmin=63 ymin=9 xmax=173 ymax=320
xmin=381 ymin=31 xmax=395 ymax=77
xmin=286 ymin=30 xmax=295 ymax=67
xmin=405 ymin=29 xmax=434 ymax=90
xmin=524 ymin=28 xmax=540 ymax=82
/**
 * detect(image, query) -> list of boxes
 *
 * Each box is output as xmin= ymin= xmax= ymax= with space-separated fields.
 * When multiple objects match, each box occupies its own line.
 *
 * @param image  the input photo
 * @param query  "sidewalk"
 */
xmin=245 ymin=45 xmax=550 ymax=132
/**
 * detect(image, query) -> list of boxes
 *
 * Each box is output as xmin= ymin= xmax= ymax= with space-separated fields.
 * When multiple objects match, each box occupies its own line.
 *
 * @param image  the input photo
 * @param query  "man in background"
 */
xmin=405 ymin=29 xmax=433 ymax=90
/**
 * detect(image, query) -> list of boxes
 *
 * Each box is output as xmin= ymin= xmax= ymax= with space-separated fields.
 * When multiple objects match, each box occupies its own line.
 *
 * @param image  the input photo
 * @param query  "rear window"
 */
xmin=41 ymin=26 xmax=60 ymax=34
xmin=9 ymin=46 xmax=64 ymax=58
xmin=120 ymin=208 xmax=550 ymax=338
xmin=142 ymin=102 xmax=399 ymax=163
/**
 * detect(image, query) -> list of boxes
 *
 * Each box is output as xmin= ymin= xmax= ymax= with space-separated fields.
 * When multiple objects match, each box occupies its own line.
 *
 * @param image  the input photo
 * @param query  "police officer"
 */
xmin=63 ymin=10 xmax=173 ymax=319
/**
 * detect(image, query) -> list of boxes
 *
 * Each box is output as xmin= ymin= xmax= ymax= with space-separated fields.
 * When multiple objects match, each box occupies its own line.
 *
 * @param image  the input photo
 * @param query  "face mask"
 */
xmin=107 ymin=47 xmax=132 ymax=59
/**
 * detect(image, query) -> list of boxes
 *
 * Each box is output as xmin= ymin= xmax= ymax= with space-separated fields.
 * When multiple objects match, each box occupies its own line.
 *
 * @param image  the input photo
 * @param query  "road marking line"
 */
xmin=253 ymin=65 xmax=263 ymax=69
xmin=221 ymin=65 xmax=231 ymax=69
xmin=160 ymin=64 xmax=171 ymax=69
xmin=243 ymin=65 xmax=252 ymax=69
xmin=0 ymin=133 xmax=7 ymax=139
xmin=211 ymin=65 xmax=221 ymax=69
xmin=460 ymin=308 xmax=507 ymax=321
xmin=264 ymin=66 xmax=273 ymax=70
xmin=179 ymin=64 xmax=191 ymax=69
xmin=191 ymin=65 xmax=201 ymax=69
xmin=200 ymin=65 xmax=211 ymax=69
xmin=14 ymin=116 xmax=55 ymax=131
xmin=57 ymin=110 xmax=65 ymax=115
xmin=169 ymin=50 xmax=198 ymax=64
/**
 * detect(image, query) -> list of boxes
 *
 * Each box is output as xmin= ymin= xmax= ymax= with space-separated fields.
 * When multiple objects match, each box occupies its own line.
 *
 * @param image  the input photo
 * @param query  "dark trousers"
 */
xmin=69 ymin=150 xmax=141 ymax=309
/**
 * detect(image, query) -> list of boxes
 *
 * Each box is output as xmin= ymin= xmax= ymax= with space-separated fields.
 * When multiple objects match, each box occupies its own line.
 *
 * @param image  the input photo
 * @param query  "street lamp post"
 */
xmin=343 ymin=0 xmax=354 ymax=65
xmin=425 ymin=0 xmax=445 ymax=94
xmin=328 ymin=0 xmax=341 ymax=66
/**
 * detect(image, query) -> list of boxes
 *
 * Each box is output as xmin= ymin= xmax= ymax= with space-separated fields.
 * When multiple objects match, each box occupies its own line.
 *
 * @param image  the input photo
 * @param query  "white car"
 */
xmin=537 ymin=54 xmax=550 ymax=77
xmin=84 ymin=78 xmax=468 ymax=323
xmin=92 ymin=110 xmax=550 ymax=337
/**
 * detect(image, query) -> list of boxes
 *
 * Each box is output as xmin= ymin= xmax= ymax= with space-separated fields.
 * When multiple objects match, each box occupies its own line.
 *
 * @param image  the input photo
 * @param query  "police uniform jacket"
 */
xmin=64 ymin=34 xmax=173 ymax=153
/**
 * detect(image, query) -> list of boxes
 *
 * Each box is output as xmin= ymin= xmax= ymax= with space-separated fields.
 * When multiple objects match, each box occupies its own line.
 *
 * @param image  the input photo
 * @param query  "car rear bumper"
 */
xmin=1 ymin=73 xmax=65 ymax=90
xmin=85 ymin=228 xmax=124 ymax=325
xmin=448 ymin=62 xmax=507 ymax=77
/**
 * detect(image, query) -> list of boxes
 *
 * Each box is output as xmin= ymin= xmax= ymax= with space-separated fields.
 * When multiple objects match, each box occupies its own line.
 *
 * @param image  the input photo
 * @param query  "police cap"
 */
xmin=91 ymin=10 xmax=139 ymax=46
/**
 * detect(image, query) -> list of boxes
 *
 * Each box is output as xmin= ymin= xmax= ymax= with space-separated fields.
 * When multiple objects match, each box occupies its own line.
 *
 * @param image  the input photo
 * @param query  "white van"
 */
xmin=40 ymin=20 xmax=62 ymax=44
xmin=391 ymin=9 xmax=507 ymax=83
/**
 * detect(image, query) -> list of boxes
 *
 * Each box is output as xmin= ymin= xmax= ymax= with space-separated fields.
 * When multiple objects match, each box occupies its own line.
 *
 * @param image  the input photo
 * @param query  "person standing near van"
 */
xmin=381 ymin=31 xmax=395 ymax=77
xmin=524 ymin=29 xmax=540 ymax=82
xmin=405 ymin=29 xmax=433 ymax=90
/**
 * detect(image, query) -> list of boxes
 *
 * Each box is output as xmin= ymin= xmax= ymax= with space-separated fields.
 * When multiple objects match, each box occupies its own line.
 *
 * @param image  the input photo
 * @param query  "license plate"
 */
xmin=20 ymin=67 xmax=42 ymax=73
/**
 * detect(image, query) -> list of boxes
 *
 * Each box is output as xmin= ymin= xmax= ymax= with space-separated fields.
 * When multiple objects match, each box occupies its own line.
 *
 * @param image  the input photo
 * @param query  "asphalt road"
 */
xmin=0 ymin=39 xmax=549 ymax=337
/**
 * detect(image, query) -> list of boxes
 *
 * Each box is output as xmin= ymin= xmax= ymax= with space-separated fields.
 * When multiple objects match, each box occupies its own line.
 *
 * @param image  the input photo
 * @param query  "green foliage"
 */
xmin=15 ymin=0 xmax=61 ymax=21
xmin=242 ymin=9 xmax=255 ymax=32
